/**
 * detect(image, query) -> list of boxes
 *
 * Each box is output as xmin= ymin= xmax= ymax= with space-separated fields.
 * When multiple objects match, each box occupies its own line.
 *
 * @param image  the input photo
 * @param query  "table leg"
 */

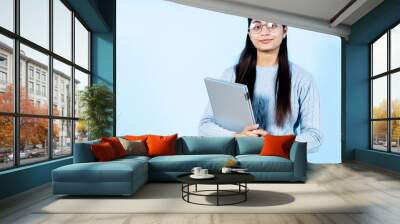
xmin=245 ymin=183 xmax=247 ymax=201
xmin=195 ymin=184 xmax=197 ymax=192
xmin=181 ymin=184 xmax=183 ymax=199
xmin=187 ymin=184 xmax=190 ymax=202
xmin=217 ymin=184 xmax=219 ymax=206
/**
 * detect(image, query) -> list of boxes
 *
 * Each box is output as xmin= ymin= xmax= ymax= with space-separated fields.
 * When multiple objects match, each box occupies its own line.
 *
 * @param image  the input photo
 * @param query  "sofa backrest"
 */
xmin=235 ymin=137 xmax=264 ymax=155
xmin=73 ymin=136 xmax=266 ymax=163
xmin=73 ymin=139 xmax=100 ymax=163
xmin=176 ymin=136 xmax=236 ymax=155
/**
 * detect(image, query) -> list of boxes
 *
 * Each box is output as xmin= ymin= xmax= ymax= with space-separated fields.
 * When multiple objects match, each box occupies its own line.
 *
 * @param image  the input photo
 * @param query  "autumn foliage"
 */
xmin=372 ymin=99 xmax=400 ymax=142
xmin=0 ymin=84 xmax=59 ymax=151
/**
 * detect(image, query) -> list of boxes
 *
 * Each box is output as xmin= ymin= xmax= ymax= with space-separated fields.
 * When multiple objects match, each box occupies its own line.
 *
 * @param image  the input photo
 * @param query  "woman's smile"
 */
xmin=258 ymin=39 xmax=273 ymax=44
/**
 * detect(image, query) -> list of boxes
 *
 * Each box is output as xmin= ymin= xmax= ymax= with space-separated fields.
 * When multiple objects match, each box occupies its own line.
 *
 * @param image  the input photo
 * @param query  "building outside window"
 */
xmin=42 ymin=85 xmax=46 ymax=97
xmin=0 ymin=54 xmax=7 ymax=67
xmin=0 ymin=0 xmax=91 ymax=170
xmin=35 ymin=83 xmax=40 ymax=95
xmin=28 ymin=81 xmax=34 ymax=94
xmin=41 ymin=73 xmax=46 ymax=82
xmin=28 ymin=66 xmax=34 ymax=80
xmin=0 ymin=71 xmax=6 ymax=84
xmin=35 ymin=70 xmax=40 ymax=81
xmin=0 ymin=54 xmax=7 ymax=88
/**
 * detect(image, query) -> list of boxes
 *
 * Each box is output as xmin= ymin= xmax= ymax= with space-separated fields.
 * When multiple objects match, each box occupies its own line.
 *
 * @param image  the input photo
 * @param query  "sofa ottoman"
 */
xmin=52 ymin=156 xmax=148 ymax=196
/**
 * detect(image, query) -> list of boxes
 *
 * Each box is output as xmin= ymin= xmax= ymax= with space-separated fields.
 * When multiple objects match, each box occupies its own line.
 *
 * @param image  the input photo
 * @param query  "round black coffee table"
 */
xmin=177 ymin=173 xmax=255 ymax=206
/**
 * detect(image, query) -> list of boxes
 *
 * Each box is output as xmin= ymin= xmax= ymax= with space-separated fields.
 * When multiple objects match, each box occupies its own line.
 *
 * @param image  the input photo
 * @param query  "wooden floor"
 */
xmin=1 ymin=162 xmax=400 ymax=224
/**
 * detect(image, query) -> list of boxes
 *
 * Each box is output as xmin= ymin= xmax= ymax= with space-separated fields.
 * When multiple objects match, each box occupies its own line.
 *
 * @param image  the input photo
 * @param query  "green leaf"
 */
xmin=79 ymin=84 xmax=114 ymax=140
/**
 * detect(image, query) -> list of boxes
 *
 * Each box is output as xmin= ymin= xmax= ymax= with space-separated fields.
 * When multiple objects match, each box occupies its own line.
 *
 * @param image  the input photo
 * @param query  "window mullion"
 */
xmin=14 ymin=0 xmax=20 ymax=167
xmin=370 ymin=45 xmax=373 ymax=149
xmin=48 ymin=0 xmax=54 ymax=160
xmin=71 ymin=10 xmax=76 ymax=155
xmin=388 ymin=30 xmax=391 ymax=153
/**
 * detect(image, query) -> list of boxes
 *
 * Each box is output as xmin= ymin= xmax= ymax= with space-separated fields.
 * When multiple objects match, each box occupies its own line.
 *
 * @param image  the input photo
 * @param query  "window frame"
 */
xmin=0 ymin=0 xmax=92 ymax=171
xmin=370 ymin=19 xmax=400 ymax=154
xmin=0 ymin=71 xmax=7 ymax=85
xmin=0 ymin=53 xmax=7 ymax=68
xmin=0 ymin=53 xmax=8 ymax=88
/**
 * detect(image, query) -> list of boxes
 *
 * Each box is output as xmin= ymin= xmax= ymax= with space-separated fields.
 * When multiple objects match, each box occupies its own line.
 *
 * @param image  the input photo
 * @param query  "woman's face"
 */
xmin=248 ymin=19 xmax=287 ymax=52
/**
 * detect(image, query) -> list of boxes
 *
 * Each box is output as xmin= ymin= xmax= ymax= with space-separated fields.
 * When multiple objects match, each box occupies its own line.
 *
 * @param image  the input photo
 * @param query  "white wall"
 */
xmin=116 ymin=0 xmax=341 ymax=163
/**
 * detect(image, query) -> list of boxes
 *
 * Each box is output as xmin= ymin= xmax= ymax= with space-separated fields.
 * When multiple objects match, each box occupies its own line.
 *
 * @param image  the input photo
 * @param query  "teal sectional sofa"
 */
xmin=52 ymin=136 xmax=307 ymax=196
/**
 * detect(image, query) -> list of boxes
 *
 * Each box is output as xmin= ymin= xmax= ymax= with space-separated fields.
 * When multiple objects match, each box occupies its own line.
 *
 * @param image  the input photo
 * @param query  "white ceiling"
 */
xmin=166 ymin=0 xmax=384 ymax=39
xmin=227 ymin=0 xmax=353 ymax=22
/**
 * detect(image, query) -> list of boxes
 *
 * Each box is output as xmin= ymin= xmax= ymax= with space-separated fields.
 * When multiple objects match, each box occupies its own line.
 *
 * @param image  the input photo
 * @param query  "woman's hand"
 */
xmin=233 ymin=124 xmax=268 ymax=137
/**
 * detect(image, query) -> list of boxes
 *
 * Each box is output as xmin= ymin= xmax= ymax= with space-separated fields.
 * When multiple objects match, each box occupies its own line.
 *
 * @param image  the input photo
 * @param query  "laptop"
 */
xmin=204 ymin=77 xmax=256 ymax=133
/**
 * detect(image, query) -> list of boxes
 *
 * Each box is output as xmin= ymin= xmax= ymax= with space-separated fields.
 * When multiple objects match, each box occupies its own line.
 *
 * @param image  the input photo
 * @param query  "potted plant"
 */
xmin=79 ymin=84 xmax=113 ymax=140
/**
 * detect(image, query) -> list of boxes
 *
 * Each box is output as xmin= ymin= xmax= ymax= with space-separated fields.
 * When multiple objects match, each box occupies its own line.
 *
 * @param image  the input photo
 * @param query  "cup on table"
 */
xmin=221 ymin=167 xmax=232 ymax=174
xmin=199 ymin=168 xmax=208 ymax=176
xmin=191 ymin=167 xmax=202 ymax=176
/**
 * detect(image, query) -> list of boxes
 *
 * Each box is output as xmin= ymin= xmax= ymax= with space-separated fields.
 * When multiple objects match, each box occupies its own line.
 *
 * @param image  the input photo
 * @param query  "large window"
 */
xmin=0 ymin=0 xmax=91 ymax=171
xmin=74 ymin=17 xmax=89 ymax=70
xmin=20 ymin=0 xmax=49 ymax=49
xmin=370 ymin=22 xmax=400 ymax=154
xmin=0 ymin=0 xmax=14 ymax=32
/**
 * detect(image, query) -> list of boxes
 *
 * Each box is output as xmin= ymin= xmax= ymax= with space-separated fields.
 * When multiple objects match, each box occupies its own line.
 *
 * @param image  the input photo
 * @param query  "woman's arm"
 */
xmin=295 ymin=75 xmax=323 ymax=152
xmin=198 ymin=66 xmax=237 ymax=136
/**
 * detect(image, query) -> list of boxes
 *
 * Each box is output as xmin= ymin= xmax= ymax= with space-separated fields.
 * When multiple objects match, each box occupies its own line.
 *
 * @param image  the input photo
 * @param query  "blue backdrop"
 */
xmin=116 ymin=0 xmax=341 ymax=163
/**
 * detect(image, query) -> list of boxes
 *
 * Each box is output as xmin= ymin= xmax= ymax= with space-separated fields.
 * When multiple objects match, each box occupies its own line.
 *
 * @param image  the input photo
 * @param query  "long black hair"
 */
xmin=234 ymin=18 xmax=292 ymax=127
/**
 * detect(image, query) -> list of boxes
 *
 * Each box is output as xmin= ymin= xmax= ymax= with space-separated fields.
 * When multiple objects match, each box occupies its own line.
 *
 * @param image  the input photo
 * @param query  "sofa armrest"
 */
xmin=289 ymin=141 xmax=307 ymax=181
xmin=73 ymin=140 xmax=100 ymax=163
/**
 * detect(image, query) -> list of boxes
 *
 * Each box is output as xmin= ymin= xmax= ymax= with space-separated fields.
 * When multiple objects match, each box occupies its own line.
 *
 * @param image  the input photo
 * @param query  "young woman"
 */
xmin=198 ymin=18 xmax=322 ymax=152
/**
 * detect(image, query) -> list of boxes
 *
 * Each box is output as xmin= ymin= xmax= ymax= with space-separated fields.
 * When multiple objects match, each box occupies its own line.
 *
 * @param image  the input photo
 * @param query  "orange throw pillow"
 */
xmin=124 ymin=135 xmax=149 ymax=141
xmin=101 ymin=137 xmax=127 ymax=158
xmin=91 ymin=142 xmax=117 ymax=161
xmin=259 ymin=134 xmax=296 ymax=159
xmin=146 ymin=134 xmax=178 ymax=157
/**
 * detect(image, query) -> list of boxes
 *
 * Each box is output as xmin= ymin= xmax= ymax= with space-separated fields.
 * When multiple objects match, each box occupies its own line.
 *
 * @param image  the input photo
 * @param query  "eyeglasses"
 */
xmin=249 ymin=22 xmax=280 ymax=34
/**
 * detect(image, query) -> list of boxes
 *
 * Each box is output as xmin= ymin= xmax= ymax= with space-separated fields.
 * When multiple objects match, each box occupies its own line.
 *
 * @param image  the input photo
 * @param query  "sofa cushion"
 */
xmin=52 ymin=158 xmax=147 ymax=183
xmin=124 ymin=135 xmax=149 ymax=141
xmin=236 ymin=155 xmax=293 ymax=172
xmin=91 ymin=142 xmax=118 ymax=161
xmin=118 ymin=138 xmax=147 ymax=156
xmin=259 ymin=134 xmax=296 ymax=159
xmin=147 ymin=134 xmax=178 ymax=157
xmin=235 ymin=137 xmax=264 ymax=155
xmin=101 ymin=137 xmax=127 ymax=158
xmin=177 ymin=136 xmax=236 ymax=155
xmin=114 ymin=155 xmax=150 ymax=163
xmin=148 ymin=154 xmax=235 ymax=172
